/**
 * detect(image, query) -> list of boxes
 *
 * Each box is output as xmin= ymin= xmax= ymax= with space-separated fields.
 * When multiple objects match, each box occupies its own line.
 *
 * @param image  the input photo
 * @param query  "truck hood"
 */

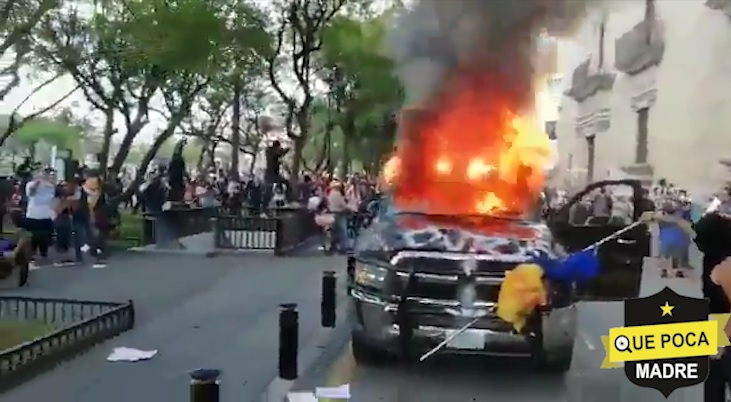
xmin=354 ymin=214 xmax=556 ymax=261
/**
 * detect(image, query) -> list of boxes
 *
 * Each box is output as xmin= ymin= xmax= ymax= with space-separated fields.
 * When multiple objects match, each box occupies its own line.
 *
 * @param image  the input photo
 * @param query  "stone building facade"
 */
xmin=555 ymin=0 xmax=731 ymax=193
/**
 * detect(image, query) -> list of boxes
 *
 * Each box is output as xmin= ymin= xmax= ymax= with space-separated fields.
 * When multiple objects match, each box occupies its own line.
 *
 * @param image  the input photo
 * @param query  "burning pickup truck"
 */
xmin=346 ymin=179 xmax=650 ymax=372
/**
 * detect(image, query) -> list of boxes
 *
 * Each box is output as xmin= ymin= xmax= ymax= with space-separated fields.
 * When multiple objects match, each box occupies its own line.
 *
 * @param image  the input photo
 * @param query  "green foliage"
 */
xmin=11 ymin=118 xmax=82 ymax=155
xmin=90 ymin=0 xmax=272 ymax=76
xmin=316 ymin=12 xmax=403 ymax=172
xmin=0 ymin=0 xmax=59 ymax=99
xmin=27 ymin=0 xmax=276 ymax=182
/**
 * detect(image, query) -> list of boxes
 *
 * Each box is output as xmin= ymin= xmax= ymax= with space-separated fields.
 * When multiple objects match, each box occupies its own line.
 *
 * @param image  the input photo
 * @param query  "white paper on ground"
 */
xmin=107 ymin=347 xmax=158 ymax=362
xmin=315 ymin=384 xmax=350 ymax=399
xmin=286 ymin=392 xmax=318 ymax=402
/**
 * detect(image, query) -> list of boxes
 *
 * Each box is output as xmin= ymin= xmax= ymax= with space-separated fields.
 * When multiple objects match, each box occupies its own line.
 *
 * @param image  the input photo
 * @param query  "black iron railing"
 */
xmin=213 ymin=207 xmax=318 ymax=255
xmin=213 ymin=215 xmax=279 ymax=250
xmin=0 ymin=296 xmax=135 ymax=390
xmin=142 ymin=206 xmax=217 ymax=246
xmin=141 ymin=205 xmax=318 ymax=254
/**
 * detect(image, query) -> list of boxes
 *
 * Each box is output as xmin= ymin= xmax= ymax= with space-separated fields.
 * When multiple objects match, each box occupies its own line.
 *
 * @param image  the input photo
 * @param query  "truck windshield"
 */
xmin=377 ymin=193 xmax=541 ymax=223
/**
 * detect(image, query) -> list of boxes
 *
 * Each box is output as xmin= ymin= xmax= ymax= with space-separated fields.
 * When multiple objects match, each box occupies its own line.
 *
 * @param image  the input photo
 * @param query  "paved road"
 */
xmin=1 ymin=251 xmax=345 ymax=402
xmin=290 ymin=257 xmax=705 ymax=402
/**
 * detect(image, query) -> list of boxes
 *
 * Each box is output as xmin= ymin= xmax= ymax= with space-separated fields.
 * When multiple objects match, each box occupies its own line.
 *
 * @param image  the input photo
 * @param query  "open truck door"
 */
xmin=547 ymin=179 xmax=651 ymax=301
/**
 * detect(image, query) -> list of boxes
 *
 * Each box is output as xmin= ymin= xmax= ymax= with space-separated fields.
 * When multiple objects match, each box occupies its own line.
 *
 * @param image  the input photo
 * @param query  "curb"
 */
xmin=259 ymin=266 xmax=350 ymax=402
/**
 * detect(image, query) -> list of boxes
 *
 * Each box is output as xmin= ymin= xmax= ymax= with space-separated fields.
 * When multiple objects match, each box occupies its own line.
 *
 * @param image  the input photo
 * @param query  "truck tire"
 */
xmin=535 ymin=346 xmax=573 ymax=373
xmin=351 ymin=332 xmax=389 ymax=366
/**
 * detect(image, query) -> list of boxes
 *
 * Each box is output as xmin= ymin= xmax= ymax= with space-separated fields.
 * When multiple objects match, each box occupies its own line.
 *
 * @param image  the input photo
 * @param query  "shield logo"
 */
xmin=624 ymin=286 xmax=710 ymax=397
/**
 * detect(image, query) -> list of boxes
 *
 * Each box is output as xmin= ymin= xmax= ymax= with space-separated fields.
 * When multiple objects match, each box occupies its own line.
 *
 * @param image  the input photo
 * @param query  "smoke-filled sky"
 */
xmin=385 ymin=0 xmax=605 ymax=112
xmin=381 ymin=0 xmax=609 ymax=215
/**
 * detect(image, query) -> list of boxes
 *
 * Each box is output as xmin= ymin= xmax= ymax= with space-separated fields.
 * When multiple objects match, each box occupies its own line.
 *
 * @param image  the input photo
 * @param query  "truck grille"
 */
xmin=401 ymin=279 xmax=501 ymax=301
xmin=394 ymin=256 xmax=518 ymax=275
xmin=391 ymin=257 xmax=513 ymax=302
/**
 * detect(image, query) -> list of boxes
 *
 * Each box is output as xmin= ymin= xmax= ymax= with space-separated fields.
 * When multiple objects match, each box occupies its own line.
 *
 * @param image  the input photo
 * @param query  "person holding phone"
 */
xmin=23 ymin=168 xmax=56 ymax=266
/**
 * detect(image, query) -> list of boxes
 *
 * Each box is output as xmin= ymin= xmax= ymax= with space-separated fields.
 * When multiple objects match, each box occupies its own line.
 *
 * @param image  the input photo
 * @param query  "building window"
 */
xmin=545 ymin=121 xmax=557 ymax=140
xmin=586 ymin=135 xmax=596 ymax=182
xmin=636 ymin=108 xmax=649 ymax=163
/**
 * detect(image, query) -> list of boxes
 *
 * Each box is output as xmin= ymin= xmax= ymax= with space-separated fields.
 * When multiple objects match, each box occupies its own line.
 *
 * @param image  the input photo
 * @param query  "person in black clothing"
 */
xmin=69 ymin=176 xmax=92 ymax=264
xmin=140 ymin=173 xmax=167 ymax=214
xmin=53 ymin=182 xmax=75 ymax=265
xmin=693 ymin=212 xmax=731 ymax=401
xmin=245 ymin=177 xmax=264 ymax=215
xmin=15 ymin=157 xmax=33 ymax=182
xmin=0 ymin=176 xmax=13 ymax=234
xmin=167 ymin=139 xmax=188 ymax=202
xmin=265 ymin=140 xmax=288 ymax=184
xmin=297 ymin=175 xmax=314 ymax=203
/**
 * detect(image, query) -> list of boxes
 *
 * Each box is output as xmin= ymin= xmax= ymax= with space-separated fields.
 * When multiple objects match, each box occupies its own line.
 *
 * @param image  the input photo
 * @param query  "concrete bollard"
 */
xmin=321 ymin=271 xmax=336 ymax=328
xmin=189 ymin=368 xmax=221 ymax=402
xmin=278 ymin=303 xmax=298 ymax=380
xmin=346 ymin=257 xmax=355 ymax=281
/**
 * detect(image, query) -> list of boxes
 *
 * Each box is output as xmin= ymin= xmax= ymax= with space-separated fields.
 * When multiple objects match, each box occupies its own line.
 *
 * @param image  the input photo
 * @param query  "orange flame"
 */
xmin=383 ymin=69 xmax=552 ymax=217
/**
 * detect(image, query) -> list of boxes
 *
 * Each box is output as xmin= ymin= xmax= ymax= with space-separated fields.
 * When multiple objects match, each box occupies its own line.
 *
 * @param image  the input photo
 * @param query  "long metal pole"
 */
xmin=419 ymin=316 xmax=481 ymax=362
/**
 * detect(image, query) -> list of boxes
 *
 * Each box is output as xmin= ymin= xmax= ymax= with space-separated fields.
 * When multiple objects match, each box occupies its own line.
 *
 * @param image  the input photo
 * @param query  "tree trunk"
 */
xmin=110 ymin=115 xmax=146 ymax=176
xmin=98 ymin=108 xmax=115 ymax=177
xmin=209 ymin=141 xmax=218 ymax=170
xmin=290 ymin=135 xmax=305 ymax=183
xmin=196 ymin=146 xmax=206 ymax=172
xmin=291 ymin=111 xmax=311 ymax=183
xmin=111 ymin=129 xmax=177 ymax=206
xmin=230 ymin=79 xmax=242 ymax=180
xmin=247 ymin=142 xmax=261 ymax=174
xmin=341 ymin=109 xmax=356 ymax=177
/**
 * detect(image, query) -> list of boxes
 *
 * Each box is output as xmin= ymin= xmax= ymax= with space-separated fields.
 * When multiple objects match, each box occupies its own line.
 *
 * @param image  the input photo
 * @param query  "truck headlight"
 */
xmin=354 ymin=263 xmax=388 ymax=288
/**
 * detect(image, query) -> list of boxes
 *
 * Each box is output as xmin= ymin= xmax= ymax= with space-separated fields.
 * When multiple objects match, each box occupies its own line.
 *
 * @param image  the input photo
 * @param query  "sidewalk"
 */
xmin=1 ymin=251 xmax=345 ymax=402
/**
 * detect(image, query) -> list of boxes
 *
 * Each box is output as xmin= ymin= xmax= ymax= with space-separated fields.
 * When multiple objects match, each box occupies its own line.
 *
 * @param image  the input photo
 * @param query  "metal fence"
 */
xmin=141 ymin=206 xmax=216 ymax=246
xmin=0 ymin=296 xmax=135 ymax=390
xmin=141 ymin=205 xmax=319 ymax=255
xmin=213 ymin=207 xmax=319 ymax=255
xmin=213 ymin=215 xmax=279 ymax=250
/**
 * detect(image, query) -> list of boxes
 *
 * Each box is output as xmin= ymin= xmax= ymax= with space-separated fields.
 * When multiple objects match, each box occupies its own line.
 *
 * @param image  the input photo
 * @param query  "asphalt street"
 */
xmin=0 ymin=251 xmax=346 ymax=402
xmin=290 ymin=257 xmax=705 ymax=402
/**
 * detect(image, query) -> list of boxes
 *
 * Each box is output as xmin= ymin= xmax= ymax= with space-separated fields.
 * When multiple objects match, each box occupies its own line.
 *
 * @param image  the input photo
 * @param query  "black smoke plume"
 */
xmin=385 ymin=0 xmax=606 ymax=110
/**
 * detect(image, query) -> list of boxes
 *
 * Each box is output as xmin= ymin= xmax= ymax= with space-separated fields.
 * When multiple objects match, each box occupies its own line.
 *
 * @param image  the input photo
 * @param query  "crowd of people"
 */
xmin=1 ymin=159 xmax=118 ymax=268
xmin=0 ymin=151 xmax=383 ymax=268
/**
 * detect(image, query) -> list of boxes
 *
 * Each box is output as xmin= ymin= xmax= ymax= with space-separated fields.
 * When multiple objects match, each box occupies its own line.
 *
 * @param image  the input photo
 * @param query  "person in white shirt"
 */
xmin=269 ymin=183 xmax=288 ymax=209
xmin=307 ymin=187 xmax=325 ymax=212
xmin=195 ymin=181 xmax=217 ymax=208
xmin=24 ymin=169 xmax=57 ymax=264
xmin=327 ymin=181 xmax=350 ymax=251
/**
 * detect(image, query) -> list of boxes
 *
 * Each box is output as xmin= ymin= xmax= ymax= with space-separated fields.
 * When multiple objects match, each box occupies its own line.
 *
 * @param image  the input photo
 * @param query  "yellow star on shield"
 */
xmin=660 ymin=301 xmax=674 ymax=317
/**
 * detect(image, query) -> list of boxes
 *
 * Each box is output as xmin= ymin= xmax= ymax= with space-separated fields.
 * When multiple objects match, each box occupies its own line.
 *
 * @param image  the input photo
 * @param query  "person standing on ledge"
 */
xmin=265 ymin=140 xmax=288 ymax=185
xmin=167 ymin=139 xmax=188 ymax=203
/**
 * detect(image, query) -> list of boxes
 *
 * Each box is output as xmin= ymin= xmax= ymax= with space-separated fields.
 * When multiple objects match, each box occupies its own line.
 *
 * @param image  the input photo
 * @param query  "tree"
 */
xmin=31 ymin=0 xmax=229 ymax=181
xmin=11 ymin=117 xmax=82 ymax=158
xmin=27 ymin=0 xmax=273 ymax=204
xmin=267 ymin=0 xmax=347 ymax=181
xmin=318 ymin=12 xmax=402 ymax=175
xmin=0 ymin=0 xmax=58 ymax=100
xmin=0 ymin=0 xmax=83 ymax=149
xmin=0 ymin=75 xmax=81 ymax=149
xmin=301 ymin=99 xmax=338 ymax=174
xmin=180 ymin=82 xmax=231 ymax=172
xmin=184 ymin=83 xmax=274 ymax=172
